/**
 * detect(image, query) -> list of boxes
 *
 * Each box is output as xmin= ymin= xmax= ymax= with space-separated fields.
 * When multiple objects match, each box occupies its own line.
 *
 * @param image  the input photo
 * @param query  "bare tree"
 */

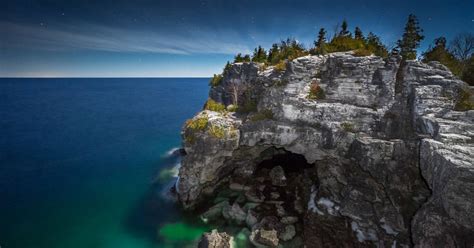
xmin=450 ymin=33 xmax=474 ymax=62
xmin=226 ymin=81 xmax=247 ymax=106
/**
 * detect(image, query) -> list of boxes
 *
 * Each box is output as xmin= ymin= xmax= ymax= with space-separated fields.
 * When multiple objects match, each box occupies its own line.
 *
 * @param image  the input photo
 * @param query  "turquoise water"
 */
xmin=0 ymin=78 xmax=210 ymax=248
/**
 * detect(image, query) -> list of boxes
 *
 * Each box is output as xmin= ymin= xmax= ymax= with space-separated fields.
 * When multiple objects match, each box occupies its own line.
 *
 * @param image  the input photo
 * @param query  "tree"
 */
xmin=450 ymin=33 xmax=474 ymax=62
xmin=311 ymin=28 xmax=327 ymax=55
xmin=234 ymin=53 xmax=244 ymax=63
xmin=354 ymin=27 xmax=364 ymax=40
xmin=267 ymin=43 xmax=280 ymax=65
xmin=461 ymin=55 xmax=474 ymax=86
xmin=252 ymin=46 xmax=267 ymax=63
xmin=339 ymin=19 xmax=351 ymax=37
xmin=366 ymin=32 xmax=389 ymax=57
xmin=243 ymin=54 xmax=251 ymax=62
xmin=397 ymin=14 xmax=424 ymax=60
xmin=422 ymin=37 xmax=461 ymax=76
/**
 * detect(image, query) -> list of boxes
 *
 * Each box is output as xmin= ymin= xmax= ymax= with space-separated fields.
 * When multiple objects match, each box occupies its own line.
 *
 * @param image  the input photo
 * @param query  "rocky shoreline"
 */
xmin=175 ymin=52 xmax=473 ymax=247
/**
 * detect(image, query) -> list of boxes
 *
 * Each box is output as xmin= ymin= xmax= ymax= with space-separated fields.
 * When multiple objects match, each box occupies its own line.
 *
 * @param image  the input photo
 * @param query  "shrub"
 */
xmin=308 ymin=81 xmax=326 ymax=100
xmin=186 ymin=115 xmax=209 ymax=131
xmin=227 ymin=104 xmax=238 ymax=112
xmin=250 ymin=109 xmax=274 ymax=121
xmin=454 ymin=88 xmax=474 ymax=111
xmin=237 ymin=99 xmax=258 ymax=113
xmin=341 ymin=122 xmax=355 ymax=132
xmin=274 ymin=60 xmax=287 ymax=72
xmin=209 ymin=74 xmax=223 ymax=87
xmin=209 ymin=124 xmax=225 ymax=139
xmin=204 ymin=99 xmax=226 ymax=112
xmin=353 ymin=48 xmax=373 ymax=57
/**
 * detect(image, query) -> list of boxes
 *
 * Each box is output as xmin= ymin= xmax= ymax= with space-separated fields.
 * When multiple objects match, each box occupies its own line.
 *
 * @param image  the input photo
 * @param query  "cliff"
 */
xmin=177 ymin=52 xmax=474 ymax=247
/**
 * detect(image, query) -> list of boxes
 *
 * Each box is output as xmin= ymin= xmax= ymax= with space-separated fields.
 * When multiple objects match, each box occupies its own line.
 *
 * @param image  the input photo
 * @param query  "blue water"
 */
xmin=0 ymin=78 xmax=210 ymax=248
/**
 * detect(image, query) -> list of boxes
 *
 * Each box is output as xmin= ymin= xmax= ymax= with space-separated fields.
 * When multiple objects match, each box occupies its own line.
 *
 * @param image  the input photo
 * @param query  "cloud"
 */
xmin=0 ymin=21 xmax=252 ymax=55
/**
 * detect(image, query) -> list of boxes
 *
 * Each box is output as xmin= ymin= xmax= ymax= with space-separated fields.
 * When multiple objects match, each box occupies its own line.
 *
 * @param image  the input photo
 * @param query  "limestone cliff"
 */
xmin=177 ymin=52 xmax=474 ymax=247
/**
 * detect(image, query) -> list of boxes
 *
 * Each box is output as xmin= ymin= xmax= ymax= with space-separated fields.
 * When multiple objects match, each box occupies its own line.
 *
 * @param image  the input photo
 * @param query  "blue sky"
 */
xmin=1 ymin=0 xmax=473 ymax=77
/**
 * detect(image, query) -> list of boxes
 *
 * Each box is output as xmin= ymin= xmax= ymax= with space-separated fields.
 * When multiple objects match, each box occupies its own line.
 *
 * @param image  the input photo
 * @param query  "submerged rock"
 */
xmin=177 ymin=52 xmax=474 ymax=247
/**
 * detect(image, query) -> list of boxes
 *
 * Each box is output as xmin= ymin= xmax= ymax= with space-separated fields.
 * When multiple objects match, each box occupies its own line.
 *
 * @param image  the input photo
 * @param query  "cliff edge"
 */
xmin=177 ymin=52 xmax=473 ymax=247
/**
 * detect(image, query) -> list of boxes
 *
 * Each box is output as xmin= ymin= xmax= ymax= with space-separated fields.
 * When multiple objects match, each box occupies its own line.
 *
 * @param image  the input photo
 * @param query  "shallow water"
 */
xmin=0 ymin=78 xmax=210 ymax=248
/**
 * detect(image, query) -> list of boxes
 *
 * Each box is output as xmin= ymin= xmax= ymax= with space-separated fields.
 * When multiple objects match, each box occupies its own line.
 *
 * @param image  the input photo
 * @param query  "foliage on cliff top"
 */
xmin=209 ymin=74 xmax=223 ymax=87
xmin=204 ymin=99 xmax=226 ymax=112
xmin=186 ymin=115 xmax=209 ymax=131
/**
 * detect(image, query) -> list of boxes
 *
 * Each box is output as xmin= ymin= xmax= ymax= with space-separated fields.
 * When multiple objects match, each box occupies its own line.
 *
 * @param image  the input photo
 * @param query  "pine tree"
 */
xmin=422 ymin=37 xmax=461 ymax=75
xmin=354 ymin=27 xmax=364 ymax=40
xmin=366 ymin=32 xmax=389 ymax=58
xmin=268 ymin=43 xmax=280 ymax=65
xmin=234 ymin=53 xmax=244 ymax=63
xmin=252 ymin=46 xmax=267 ymax=63
xmin=339 ymin=19 xmax=351 ymax=37
xmin=397 ymin=14 xmax=424 ymax=60
xmin=243 ymin=54 xmax=251 ymax=62
xmin=311 ymin=28 xmax=328 ymax=55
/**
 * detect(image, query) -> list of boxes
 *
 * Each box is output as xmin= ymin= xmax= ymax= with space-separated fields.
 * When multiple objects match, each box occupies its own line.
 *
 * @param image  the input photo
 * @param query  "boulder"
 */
xmin=198 ymin=230 xmax=234 ymax=248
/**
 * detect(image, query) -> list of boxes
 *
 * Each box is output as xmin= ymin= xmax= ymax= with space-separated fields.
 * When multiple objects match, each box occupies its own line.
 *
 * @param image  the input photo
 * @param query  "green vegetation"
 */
xmin=454 ymin=88 xmax=474 ymax=111
xmin=227 ymin=104 xmax=238 ymax=112
xmin=158 ymin=222 xmax=208 ymax=242
xmin=209 ymin=74 xmax=223 ymax=87
xmin=422 ymin=33 xmax=474 ymax=86
xmin=224 ymin=16 xmax=472 ymax=86
xmin=308 ymin=81 xmax=326 ymax=100
xmin=274 ymin=60 xmax=287 ymax=72
xmin=397 ymin=14 xmax=424 ymax=60
xmin=250 ymin=109 xmax=274 ymax=121
xmin=186 ymin=115 xmax=209 ymax=131
xmin=204 ymin=99 xmax=226 ymax=112
xmin=209 ymin=124 xmax=226 ymax=138
xmin=341 ymin=122 xmax=355 ymax=132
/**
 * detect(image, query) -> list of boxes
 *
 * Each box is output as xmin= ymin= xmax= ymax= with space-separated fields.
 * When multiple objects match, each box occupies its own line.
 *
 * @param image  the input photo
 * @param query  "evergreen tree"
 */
xmin=339 ymin=19 xmax=351 ymax=37
xmin=252 ymin=46 xmax=267 ymax=63
xmin=242 ymin=54 xmax=251 ymax=62
xmin=397 ymin=14 xmax=424 ymax=60
xmin=234 ymin=53 xmax=244 ymax=63
xmin=366 ymin=32 xmax=389 ymax=58
xmin=311 ymin=28 xmax=327 ymax=55
xmin=267 ymin=43 xmax=280 ymax=65
xmin=422 ymin=37 xmax=461 ymax=75
xmin=461 ymin=55 xmax=474 ymax=86
xmin=354 ymin=27 xmax=364 ymax=40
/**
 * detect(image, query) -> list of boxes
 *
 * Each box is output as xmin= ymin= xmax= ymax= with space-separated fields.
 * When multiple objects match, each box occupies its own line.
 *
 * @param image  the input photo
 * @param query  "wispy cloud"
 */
xmin=0 ymin=21 xmax=251 ymax=55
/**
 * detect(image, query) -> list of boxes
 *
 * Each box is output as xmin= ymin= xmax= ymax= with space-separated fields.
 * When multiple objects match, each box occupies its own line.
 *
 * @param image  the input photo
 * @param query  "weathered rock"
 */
xmin=178 ymin=52 xmax=474 ymax=247
xmin=246 ymin=210 xmax=258 ymax=228
xmin=201 ymin=201 xmax=229 ymax=222
xmin=198 ymin=229 xmax=234 ymax=248
xmin=222 ymin=203 xmax=247 ymax=225
xmin=279 ymin=225 xmax=296 ymax=241
xmin=269 ymin=166 xmax=287 ymax=186
xmin=250 ymin=228 xmax=279 ymax=247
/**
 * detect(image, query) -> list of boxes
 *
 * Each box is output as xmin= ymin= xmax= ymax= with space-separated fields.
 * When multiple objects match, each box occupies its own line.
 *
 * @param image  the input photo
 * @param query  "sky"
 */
xmin=1 ymin=0 xmax=473 ymax=77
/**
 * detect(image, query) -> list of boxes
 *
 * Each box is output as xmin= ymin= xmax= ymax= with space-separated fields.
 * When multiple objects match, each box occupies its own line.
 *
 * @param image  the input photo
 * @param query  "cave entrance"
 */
xmin=255 ymin=148 xmax=313 ymax=174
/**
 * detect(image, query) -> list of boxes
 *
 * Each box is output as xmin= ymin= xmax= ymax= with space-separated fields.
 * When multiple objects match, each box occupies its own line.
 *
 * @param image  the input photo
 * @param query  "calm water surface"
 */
xmin=0 ymin=78 xmax=210 ymax=248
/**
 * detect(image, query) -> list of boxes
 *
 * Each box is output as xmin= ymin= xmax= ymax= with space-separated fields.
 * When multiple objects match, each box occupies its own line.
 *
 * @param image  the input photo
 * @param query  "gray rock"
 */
xmin=177 ymin=52 xmax=474 ymax=247
xmin=269 ymin=166 xmax=287 ymax=186
xmin=198 ymin=229 xmax=234 ymax=248
xmin=250 ymin=228 xmax=279 ymax=248
xmin=279 ymin=225 xmax=296 ymax=241
xmin=222 ymin=203 xmax=247 ymax=225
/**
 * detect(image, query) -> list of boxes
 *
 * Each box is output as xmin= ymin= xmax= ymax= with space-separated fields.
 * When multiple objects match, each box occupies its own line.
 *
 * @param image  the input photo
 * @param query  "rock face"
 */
xmin=177 ymin=52 xmax=474 ymax=247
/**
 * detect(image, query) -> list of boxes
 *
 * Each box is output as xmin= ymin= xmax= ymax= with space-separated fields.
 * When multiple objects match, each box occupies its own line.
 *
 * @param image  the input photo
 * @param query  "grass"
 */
xmin=209 ymin=124 xmax=225 ymax=139
xmin=274 ymin=60 xmax=287 ymax=72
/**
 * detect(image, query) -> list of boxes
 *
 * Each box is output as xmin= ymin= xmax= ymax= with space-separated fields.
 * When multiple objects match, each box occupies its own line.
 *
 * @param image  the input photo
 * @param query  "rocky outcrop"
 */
xmin=178 ymin=52 xmax=474 ymax=247
xmin=198 ymin=230 xmax=234 ymax=248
